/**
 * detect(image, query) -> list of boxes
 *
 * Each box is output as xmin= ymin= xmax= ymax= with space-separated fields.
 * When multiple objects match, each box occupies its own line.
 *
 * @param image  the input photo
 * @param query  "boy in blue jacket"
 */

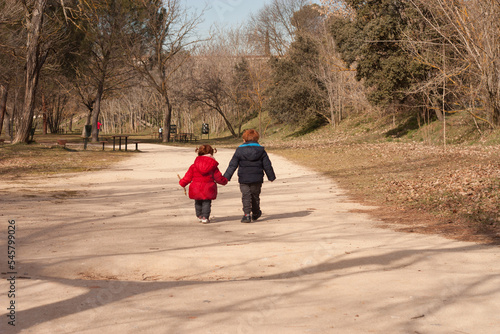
xmin=224 ymin=129 xmax=276 ymax=223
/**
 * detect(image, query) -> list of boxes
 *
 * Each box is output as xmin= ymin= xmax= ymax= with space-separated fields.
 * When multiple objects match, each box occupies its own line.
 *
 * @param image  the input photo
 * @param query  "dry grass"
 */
xmin=269 ymin=142 xmax=500 ymax=245
xmin=0 ymin=143 xmax=133 ymax=180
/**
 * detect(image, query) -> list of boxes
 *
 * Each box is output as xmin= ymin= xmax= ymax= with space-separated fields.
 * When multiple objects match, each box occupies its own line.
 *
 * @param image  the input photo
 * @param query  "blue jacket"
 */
xmin=223 ymin=141 xmax=276 ymax=184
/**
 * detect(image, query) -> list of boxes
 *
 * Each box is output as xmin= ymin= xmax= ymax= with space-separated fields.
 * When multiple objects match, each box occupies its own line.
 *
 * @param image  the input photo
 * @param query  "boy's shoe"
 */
xmin=241 ymin=214 xmax=252 ymax=223
xmin=252 ymin=210 xmax=262 ymax=221
xmin=198 ymin=216 xmax=203 ymax=223
xmin=201 ymin=217 xmax=210 ymax=224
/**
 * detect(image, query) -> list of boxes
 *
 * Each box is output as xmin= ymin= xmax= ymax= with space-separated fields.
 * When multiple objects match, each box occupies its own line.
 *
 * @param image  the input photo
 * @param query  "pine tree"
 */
xmin=265 ymin=33 xmax=326 ymax=124
xmin=330 ymin=0 xmax=427 ymax=107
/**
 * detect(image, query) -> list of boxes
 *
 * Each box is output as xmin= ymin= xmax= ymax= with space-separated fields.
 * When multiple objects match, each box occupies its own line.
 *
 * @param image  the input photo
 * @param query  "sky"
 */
xmin=188 ymin=0 xmax=273 ymax=33
xmin=188 ymin=0 xmax=321 ymax=37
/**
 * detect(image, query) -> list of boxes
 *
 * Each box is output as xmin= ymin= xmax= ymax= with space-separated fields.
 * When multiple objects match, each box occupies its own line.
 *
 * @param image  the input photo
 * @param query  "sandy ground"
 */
xmin=0 ymin=144 xmax=499 ymax=334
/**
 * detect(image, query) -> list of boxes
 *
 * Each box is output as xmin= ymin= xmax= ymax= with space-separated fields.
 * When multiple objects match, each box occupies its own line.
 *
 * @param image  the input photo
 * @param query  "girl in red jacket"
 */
xmin=179 ymin=145 xmax=228 ymax=224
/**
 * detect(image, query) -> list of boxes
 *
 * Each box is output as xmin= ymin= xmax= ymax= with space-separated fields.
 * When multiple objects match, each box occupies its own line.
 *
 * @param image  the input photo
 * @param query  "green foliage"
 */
xmin=58 ymin=18 xmax=92 ymax=79
xmin=330 ymin=0 xmax=428 ymax=107
xmin=291 ymin=4 xmax=324 ymax=34
xmin=264 ymin=34 xmax=326 ymax=124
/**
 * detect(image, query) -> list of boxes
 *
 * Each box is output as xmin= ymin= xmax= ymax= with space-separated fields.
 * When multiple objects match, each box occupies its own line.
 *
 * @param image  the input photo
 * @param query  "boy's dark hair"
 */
xmin=242 ymin=129 xmax=259 ymax=142
xmin=196 ymin=144 xmax=216 ymax=156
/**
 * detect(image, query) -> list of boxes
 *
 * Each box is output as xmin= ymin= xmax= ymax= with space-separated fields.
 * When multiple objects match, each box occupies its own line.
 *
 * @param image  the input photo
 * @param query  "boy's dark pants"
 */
xmin=239 ymin=183 xmax=262 ymax=215
xmin=195 ymin=200 xmax=212 ymax=218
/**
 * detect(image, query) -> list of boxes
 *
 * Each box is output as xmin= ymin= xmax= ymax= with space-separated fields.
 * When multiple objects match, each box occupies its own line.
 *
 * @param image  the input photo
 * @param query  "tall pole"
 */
xmin=442 ymin=42 xmax=446 ymax=149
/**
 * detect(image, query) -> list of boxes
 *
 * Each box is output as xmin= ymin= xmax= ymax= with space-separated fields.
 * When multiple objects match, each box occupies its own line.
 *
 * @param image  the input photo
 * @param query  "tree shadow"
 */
xmin=7 ymin=242 xmax=498 ymax=333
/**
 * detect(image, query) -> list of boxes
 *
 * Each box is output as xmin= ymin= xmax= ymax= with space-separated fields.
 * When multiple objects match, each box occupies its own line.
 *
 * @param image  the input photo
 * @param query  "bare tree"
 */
xmin=12 ymin=0 xmax=49 ymax=143
xmin=186 ymin=56 xmax=238 ymax=137
xmin=315 ymin=28 xmax=362 ymax=125
xmin=248 ymin=0 xmax=309 ymax=56
xmin=0 ymin=1 xmax=16 ymax=135
xmin=39 ymin=79 xmax=71 ymax=134
xmin=0 ymin=0 xmax=24 ymax=137
xmin=101 ymin=85 xmax=161 ymax=135
xmin=185 ymin=25 xmax=262 ymax=138
xmin=286 ymin=3 xmax=367 ymax=126
xmin=408 ymin=0 xmax=500 ymax=128
xmin=8 ymin=0 xmax=85 ymax=143
xmin=317 ymin=0 xmax=354 ymax=19
xmin=242 ymin=56 xmax=271 ymax=135
xmin=70 ymin=0 xmax=139 ymax=142
xmin=124 ymin=0 xmax=203 ymax=142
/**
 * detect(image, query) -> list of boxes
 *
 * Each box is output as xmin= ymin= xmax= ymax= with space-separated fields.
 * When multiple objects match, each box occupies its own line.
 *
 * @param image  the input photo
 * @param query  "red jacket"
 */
xmin=179 ymin=155 xmax=228 ymax=200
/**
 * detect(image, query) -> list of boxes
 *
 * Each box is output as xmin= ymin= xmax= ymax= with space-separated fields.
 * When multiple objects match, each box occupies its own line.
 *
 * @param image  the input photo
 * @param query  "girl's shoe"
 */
xmin=201 ymin=217 xmax=210 ymax=224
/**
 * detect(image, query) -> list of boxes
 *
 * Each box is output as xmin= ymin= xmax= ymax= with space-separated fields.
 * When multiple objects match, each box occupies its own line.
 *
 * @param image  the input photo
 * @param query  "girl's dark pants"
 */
xmin=239 ymin=183 xmax=262 ymax=215
xmin=195 ymin=200 xmax=212 ymax=218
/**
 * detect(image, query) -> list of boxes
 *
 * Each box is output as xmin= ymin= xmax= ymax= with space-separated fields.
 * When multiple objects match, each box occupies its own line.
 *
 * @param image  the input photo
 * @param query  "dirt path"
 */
xmin=1 ymin=144 xmax=499 ymax=334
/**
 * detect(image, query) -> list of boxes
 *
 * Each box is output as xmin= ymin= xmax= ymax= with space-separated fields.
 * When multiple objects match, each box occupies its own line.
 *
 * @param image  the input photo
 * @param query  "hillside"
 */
xmin=257 ymin=112 xmax=500 ymax=244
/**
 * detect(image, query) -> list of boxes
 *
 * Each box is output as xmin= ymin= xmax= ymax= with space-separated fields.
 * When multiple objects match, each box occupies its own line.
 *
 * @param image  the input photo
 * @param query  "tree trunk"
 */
xmin=13 ymin=0 xmax=48 ymax=143
xmin=42 ymin=94 xmax=48 ymax=135
xmin=217 ymin=107 xmax=237 ymax=137
xmin=431 ymin=95 xmax=444 ymax=121
xmin=47 ymin=96 xmax=63 ymax=133
xmin=163 ymin=94 xmax=172 ymax=143
xmin=0 ymin=84 xmax=8 ymax=136
xmin=486 ymin=73 xmax=500 ymax=127
xmin=7 ymin=111 xmax=13 ymax=140
xmin=82 ymin=109 xmax=92 ymax=137
xmin=492 ymin=103 xmax=500 ymax=127
xmin=92 ymin=82 xmax=104 ymax=142
xmin=8 ymin=92 xmax=18 ymax=141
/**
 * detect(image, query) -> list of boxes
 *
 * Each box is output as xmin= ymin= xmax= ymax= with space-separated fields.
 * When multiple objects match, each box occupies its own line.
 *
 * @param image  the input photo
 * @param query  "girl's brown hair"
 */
xmin=196 ymin=144 xmax=216 ymax=156
xmin=242 ymin=129 xmax=259 ymax=142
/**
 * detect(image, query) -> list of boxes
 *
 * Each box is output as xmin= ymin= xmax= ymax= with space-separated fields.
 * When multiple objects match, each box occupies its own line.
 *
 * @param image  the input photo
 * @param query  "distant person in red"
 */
xmin=179 ymin=145 xmax=228 ymax=224
xmin=97 ymin=121 xmax=102 ymax=140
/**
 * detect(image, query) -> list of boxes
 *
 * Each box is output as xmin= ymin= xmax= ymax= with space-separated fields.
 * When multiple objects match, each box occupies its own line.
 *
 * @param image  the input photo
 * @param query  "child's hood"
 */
xmin=194 ymin=155 xmax=219 ymax=174
xmin=237 ymin=143 xmax=265 ymax=161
